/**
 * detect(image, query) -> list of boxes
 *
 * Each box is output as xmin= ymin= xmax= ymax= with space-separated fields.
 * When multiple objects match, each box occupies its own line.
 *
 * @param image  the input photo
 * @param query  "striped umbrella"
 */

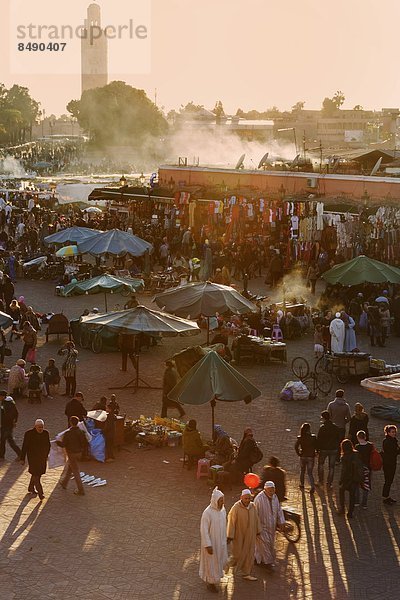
xmin=56 ymin=245 xmax=79 ymax=257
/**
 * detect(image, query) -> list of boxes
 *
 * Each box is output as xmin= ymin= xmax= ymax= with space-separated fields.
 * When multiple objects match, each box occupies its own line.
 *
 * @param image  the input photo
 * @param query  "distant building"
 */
xmin=81 ymin=3 xmax=108 ymax=93
xmin=274 ymin=108 xmax=399 ymax=149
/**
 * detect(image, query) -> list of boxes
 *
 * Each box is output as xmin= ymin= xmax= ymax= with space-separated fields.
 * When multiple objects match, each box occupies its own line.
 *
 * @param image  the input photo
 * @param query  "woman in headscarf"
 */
xmin=235 ymin=428 xmax=263 ymax=474
xmin=213 ymin=425 xmax=234 ymax=465
xmin=19 ymin=321 xmax=37 ymax=362
xmin=341 ymin=311 xmax=357 ymax=352
xmin=199 ymin=487 xmax=228 ymax=593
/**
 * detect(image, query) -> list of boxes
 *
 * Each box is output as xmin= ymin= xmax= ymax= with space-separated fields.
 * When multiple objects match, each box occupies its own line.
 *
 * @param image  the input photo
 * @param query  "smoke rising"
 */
xmin=0 ymin=156 xmax=28 ymax=178
xmin=164 ymin=127 xmax=297 ymax=168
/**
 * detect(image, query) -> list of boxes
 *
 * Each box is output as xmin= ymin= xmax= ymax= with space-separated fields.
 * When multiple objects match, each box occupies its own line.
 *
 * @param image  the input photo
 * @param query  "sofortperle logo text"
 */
xmin=9 ymin=0 xmax=151 ymax=76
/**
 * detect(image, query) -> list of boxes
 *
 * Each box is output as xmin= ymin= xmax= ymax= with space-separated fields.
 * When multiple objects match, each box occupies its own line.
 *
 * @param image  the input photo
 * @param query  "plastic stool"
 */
xmin=197 ymin=458 xmax=210 ymax=479
xmin=272 ymin=324 xmax=283 ymax=341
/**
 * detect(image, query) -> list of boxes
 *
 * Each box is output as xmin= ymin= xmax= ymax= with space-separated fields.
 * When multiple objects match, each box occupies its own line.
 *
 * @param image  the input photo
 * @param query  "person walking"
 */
xmin=316 ymin=411 xmax=341 ymax=489
xmin=0 ymin=391 xmax=21 ymax=460
xmin=338 ymin=439 xmax=363 ymax=519
xmin=58 ymin=341 xmax=78 ymax=397
xmin=382 ymin=424 xmax=400 ymax=505
xmin=379 ymin=303 xmax=391 ymax=346
xmin=161 ymin=359 xmax=185 ymax=419
xmin=348 ymin=403 xmax=369 ymax=446
xmin=227 ymin=489 xmax=261 ymax=581
xmin=306 ymin=262 xmax=319 ymax=295
xmin=57 ymin=416 xmax=87 ymax=496
xmin=19 ymin=321 xmax=37 ymax=361
xmin=20 ymin=419 xmax=51 ymax=500
xmin=295 ymin=423 xmax=317 ymax=493
xmin=327 ymin=389 xmax=351 ymax=460
xmin=199 ymin=487 xmax=228 ymax=593
xmin=354 ymin=431 xmax=373 ymax=509
xmin=254 ymin=482 xmax=285 ymax=570
xmin=259 ymin=456 xmax=287 ymax=502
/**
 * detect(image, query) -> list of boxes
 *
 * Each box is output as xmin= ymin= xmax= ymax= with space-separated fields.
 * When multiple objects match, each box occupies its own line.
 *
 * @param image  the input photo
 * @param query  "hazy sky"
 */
xmin=1 ymin=0 xmax=399 ymax=116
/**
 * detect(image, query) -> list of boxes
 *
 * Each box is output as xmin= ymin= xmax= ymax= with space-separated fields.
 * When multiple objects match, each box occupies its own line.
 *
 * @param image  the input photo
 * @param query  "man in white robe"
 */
xmin=254 ymin=481 xmax=285 ymax=569
xmin=329 ymin=312 xmax=345 ymax=354
xmin=199 ymin=487 xmax=228 ymax=593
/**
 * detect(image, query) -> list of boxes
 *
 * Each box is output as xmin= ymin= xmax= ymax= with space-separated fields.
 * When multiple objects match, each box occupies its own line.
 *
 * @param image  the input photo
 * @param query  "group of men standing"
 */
xmin=199 ymin=482 xmax=285 ymax=593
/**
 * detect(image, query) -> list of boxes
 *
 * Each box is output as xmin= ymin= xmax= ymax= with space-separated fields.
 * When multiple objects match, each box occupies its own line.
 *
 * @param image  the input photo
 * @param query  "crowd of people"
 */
xmin=0 ymin=386 xmax=120 ymax=498
xmin=194 ymin=386 xmax=399 ymax=593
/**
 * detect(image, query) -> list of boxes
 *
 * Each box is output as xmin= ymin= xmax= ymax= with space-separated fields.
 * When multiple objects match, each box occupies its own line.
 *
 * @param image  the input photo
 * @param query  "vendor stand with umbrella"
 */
xmin=62 ymin=273 xmax=144 ymax=311
xmin=80 ymin=305 xmax=200 ymax=391
xmin=77 ymin=228 xmax=153 ymax=258
xmin=154 ymin=281 xmax=258 ymax=343
xmin=168 ymin=350 xmax=261 ymax=437
xmin=44 ymin=226 xmax=102 ymax=246
xmin=322 ymin=255 xmax=400 ymax=286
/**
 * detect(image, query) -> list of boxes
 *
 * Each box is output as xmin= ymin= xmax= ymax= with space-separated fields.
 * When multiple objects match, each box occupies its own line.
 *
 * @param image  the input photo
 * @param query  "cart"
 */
xmin=315 ymin=352 xmax=370 ymax=384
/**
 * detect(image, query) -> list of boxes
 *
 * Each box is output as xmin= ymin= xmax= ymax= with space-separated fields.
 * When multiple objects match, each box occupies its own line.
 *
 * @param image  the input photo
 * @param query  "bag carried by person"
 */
xmin=26 ymin=348 xmax=37 ymax=363
xmin=4 ymin=347 xmax=11 ymax=357
xmin=369 ymin=444 xmax=383 ymax=471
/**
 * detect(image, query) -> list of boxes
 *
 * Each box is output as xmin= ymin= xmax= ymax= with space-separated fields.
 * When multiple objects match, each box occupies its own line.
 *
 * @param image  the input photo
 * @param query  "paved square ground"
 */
xmin=0 ymin=279 xmax=398 ymax=600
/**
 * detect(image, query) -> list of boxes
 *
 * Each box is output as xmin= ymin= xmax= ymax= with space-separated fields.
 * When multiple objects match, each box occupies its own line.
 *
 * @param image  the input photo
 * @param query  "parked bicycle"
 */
xmin=291 ymin=356 xmax=333 ymax=396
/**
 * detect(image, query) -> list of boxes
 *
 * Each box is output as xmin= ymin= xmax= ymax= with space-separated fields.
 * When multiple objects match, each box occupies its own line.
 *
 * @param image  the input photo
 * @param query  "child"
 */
xmin=314 ymin=324 xmax=324 ymax=358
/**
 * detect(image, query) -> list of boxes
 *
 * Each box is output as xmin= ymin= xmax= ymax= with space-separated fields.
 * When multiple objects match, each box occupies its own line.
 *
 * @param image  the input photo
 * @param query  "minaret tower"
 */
xmin=81 ymin=3 xmax=108 ymax=93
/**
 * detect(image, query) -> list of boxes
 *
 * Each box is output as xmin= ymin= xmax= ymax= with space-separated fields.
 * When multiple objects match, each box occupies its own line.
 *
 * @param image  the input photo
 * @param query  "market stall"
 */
xmin=154 ymin=281 xmax=257 ymax=343
xmin=231 ymin=334 xmax=287 ymax=365
xmin=168 ymin=350 xmax=261 ymax=436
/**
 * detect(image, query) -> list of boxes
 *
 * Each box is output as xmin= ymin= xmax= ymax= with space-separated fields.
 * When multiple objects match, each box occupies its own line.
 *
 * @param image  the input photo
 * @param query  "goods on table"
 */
xmin=370 ymin=358 xmax=400 ymax=375
xmin=124 ymin=415 xmax=185 ymax=448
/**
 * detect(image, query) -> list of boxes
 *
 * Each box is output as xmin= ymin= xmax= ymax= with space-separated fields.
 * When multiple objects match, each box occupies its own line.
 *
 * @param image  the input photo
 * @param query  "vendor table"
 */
xmin=232 ymin=335 xmax=287 ymax=365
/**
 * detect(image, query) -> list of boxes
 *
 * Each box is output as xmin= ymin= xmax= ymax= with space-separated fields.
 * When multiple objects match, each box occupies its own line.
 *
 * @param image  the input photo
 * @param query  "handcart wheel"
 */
xmin=336 ymin=367 xmax=350 ymax=384
xmin=80 ymin=328 xmax=91 ymax=349
xmin=283 ymin=517 xmax=301 ymax=543
xmin=291 ymin=357 xmax=310 ymax=380
xmin=316 ymin=371 xmax=333 ymax=395
xmin=91 ymin=333 xmax=103 ymax=354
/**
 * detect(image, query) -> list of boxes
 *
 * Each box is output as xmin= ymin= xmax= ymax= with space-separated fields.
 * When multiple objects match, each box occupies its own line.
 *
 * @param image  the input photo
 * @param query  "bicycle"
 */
xmin=291 ymin=356 xmax=333 ymax=396
xmin=314 ymin=353 xmax=350 ymax=384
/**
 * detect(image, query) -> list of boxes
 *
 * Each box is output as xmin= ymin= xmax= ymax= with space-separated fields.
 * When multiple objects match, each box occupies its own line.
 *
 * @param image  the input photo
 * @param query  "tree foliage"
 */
xmin=213 ymin=100 xmax=225 ymax=117
xmin=0 ymin=84 xmax=40 ymax=144
xmin=291 ymin=101 xmax=305 ymax=112
xmin=67 ymin=81 xmax=168 ymax=147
